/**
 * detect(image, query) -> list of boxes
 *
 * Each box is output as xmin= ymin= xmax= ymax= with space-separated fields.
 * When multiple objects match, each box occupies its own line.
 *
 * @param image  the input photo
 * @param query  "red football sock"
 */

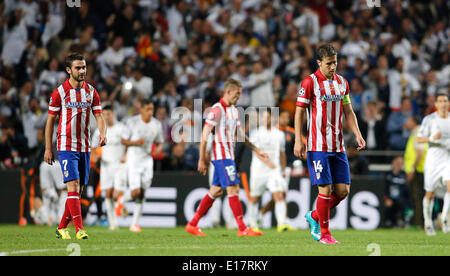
xmin=58 ymin=201 xmax=72 ymax=230
xmin=67 ymin=192 xmax=83 ymax=232
xmin=311 ymin=191 xmax=344 ymax=221
xmin=329 ymin=191 xmax=343 ymax=209
xmin=317 ymin=193 xmax=331 ymax=236
xmin=190 ymin=193 xmax=215 ymax=226
xmin=228 ymin=194 xmax=247 ymax=231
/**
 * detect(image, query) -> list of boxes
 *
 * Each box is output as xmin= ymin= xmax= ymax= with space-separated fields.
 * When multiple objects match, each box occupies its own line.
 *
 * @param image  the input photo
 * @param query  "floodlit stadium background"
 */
xmin=0 ymin=0 xmax=449 ymax=230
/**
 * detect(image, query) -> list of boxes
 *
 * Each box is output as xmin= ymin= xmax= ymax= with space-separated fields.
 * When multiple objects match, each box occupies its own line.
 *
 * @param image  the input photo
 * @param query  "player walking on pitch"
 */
xmin=247 ymin=108 xmax=291 ymax=232
xmin=186 ymin=78 xmax=269 ymax=237
xmin=416 ymin=92 xmax=450 ymax=235
xmin=92 ymin=105 xmax=127 ymax=231
xmin=294 ymin=44 xmax=365 ymax=244
xmin=120 ymin=99 xmax=164 ymax=232
xmin=44 ymin=52 xmax=106 ymax=240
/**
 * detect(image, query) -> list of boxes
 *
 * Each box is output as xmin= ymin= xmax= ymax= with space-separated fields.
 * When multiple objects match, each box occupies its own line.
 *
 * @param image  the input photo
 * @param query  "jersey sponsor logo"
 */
xmin=65 ymin=101 xmax=91 ymax=109
xmin=49 ymin=98 xmax=53 ymax=105
xmin=319 ymin=94 xmax=345 ymax=102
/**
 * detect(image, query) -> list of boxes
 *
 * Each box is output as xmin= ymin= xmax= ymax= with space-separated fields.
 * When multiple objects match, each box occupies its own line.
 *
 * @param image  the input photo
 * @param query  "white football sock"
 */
xmin=105 ymin=198 xmax=117 ymax=228
xmin=423 ymin=197 xmax=434 ymax=227
xmin=442 ymin=192 xmax=450 ymax=223
xmin=122 ymin=190 xmax=132 ymax=203
xmin=132 ymin=202 xmax=143 ymax=226
xmin=275 ymin=200 xmax=287 ymax=226
xmin=247 ymin=201 xmax=259 ymax=228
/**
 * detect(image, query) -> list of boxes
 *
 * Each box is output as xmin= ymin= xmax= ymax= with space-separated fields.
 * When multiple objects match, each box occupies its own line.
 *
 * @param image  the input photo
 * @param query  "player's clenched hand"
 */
xmin=44 ymin=149 xmax=54 ymax=165
xmin=266 ymin=161 xmax=276 ymax=169
xmin=356 ymin=135 xmax=366 ymax=151
xmin=294 ymin=141 xmax=306 ymax=160
xmin=99 ymin=135 xmax=107 ymax=147
xmin=431 ymin=131 xmax=442 ymax=141
xmin=197 ymin=159 xmax=208 ymax=176
xmin=135 ymin=138 xmax=146 ymax=146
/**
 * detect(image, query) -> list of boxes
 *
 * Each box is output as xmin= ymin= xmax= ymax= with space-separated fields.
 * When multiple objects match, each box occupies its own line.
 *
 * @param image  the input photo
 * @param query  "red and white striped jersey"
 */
xmin=205 ymin=98 xmax=241 ymax=161
xmin=296 ymin=69 xmax=350 ymax=152
xmin=48 ymin=79 xmax=102 ymax=152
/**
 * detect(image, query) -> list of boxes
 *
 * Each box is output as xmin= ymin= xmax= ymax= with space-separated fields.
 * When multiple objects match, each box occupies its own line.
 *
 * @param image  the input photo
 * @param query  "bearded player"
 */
xmin=294 ymin=44 xmax=365 ymax=244
xmin=44 ymin=52 xmax=106 ymax=240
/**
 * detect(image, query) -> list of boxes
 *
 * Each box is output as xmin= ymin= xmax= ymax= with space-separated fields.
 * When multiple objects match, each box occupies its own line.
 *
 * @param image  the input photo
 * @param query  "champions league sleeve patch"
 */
xmin=298 ymin=87 xmax=306 ymax=97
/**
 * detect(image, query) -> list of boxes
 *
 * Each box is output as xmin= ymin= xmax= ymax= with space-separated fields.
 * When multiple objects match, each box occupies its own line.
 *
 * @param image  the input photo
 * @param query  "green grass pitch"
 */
xmin=0 ymin=225 xmax=449 ymax=256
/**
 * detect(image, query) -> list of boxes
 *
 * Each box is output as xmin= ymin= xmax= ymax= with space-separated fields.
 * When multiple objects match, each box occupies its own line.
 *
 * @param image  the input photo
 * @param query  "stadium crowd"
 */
xmin=0 ymin=0 xmax=449 ymax=171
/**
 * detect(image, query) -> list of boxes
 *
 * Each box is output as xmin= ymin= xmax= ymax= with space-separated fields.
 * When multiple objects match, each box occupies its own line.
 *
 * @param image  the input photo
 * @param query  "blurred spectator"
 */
xmin=386 ymin=97 xmax=413 ymax=150
xmin=96 ymin=36 xmax=135 ymax=85
xmin=2 ymin=9 xmax=27 ymax=66
xmin=359 ymin=100 xmax=386 ymax=151
xmin=41 ymin=0 xmax=64 ymax=47
xmin=131 ymin=67 xmax=154 ymax=100
xmin=248 ymin=60 xmax=275 ymax=107
xmin=0 ymin=122 xmax=28 ymax=169
xmin=292 ymin=2 xmax=320 ymax=46
xmin=387 ymin=58 xmax=421 ymax=111
xmin=21 ymin=97 xmax=46 ymax=153
xmin=341 ymin=27 xmax=368 ymax=68
xmin=383 ymin=156 xmax=412 ymax=228
xmin=37 ymin=58 xmax=66 ymax=98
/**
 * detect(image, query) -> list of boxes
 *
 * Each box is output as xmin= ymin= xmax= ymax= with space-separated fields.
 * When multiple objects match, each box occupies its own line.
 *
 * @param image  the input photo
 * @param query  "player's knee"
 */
xmin=337 ymin=189 xmax=349 ymax=199
xmin=210 ymin=189 xmax=223 ymax=198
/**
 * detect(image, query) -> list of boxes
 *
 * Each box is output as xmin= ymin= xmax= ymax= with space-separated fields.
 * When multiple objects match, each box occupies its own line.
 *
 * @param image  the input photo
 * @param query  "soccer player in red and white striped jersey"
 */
xmin=44 ymin=53 xmax=106 ymax=240
xmin=185 ymin=78 xmax=270 ymax=237
xmin=294 ymin=44 xmax=365 ymax=244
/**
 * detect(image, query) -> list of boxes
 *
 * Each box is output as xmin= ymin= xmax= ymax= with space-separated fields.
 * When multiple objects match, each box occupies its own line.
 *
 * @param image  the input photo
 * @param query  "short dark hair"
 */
xmin=316 ymin=44 xmax=337 ymax=61
xmin=103 ymin=104 xmax=113 ymax=111
xmin=436 ymin=92 xmax=449 ymax=100
xmin=65 ymin=52 xmax=85 ymax=68
xmin=140 ymin=98 xmax=153 ymax=107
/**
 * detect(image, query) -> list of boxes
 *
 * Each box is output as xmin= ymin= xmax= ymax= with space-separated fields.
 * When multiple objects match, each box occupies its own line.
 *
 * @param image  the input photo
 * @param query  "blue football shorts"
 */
xmin=306 ymin=151 xmax=351 ymax=186
xmin=57 ymin=151 xmax=91 ymax=185
xmin=211 ymin=159 xmax=241 ymax=188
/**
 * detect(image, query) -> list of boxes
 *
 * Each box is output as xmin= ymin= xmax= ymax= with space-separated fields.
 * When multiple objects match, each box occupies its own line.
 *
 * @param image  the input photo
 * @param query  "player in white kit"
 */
xmin=416 ymin=93 xmax=450 ymax=235
xmin=92 ymin=105 xmax=127 ymax=230
xmin=247 ymin=108 xmax=290 ymax=232
xmin=39 ymin=149 xmax=65 ymax=225
xmin=120 ymin=99 xmax=164 ymax=232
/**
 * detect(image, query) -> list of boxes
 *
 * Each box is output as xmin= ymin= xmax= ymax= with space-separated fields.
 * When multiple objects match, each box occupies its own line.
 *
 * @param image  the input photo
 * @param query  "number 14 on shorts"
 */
xmin=312 ymin=160 xmax=323 ymax=180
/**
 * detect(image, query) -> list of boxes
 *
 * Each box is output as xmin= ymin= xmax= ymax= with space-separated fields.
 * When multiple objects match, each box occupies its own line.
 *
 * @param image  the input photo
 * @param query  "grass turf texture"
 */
xmin=0 ymin=225 xmax=449 ymax=256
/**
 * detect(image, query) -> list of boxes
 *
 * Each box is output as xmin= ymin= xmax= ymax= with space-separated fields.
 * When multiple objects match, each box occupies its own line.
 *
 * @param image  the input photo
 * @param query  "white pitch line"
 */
xmin=0 ymin=243 xmax=295 ymax=256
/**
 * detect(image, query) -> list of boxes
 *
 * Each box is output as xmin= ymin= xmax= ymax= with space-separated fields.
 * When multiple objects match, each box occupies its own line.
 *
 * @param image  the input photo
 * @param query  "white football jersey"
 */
xmin=249 ymin=126 xmax=285 ymax=173
xmin=417 ymin=112 xmax=450 ymax=164
xmin=93 ymin=121 xmax=126 ymax=164
xmin=122 ymin=115 xmax=164 ymax=166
